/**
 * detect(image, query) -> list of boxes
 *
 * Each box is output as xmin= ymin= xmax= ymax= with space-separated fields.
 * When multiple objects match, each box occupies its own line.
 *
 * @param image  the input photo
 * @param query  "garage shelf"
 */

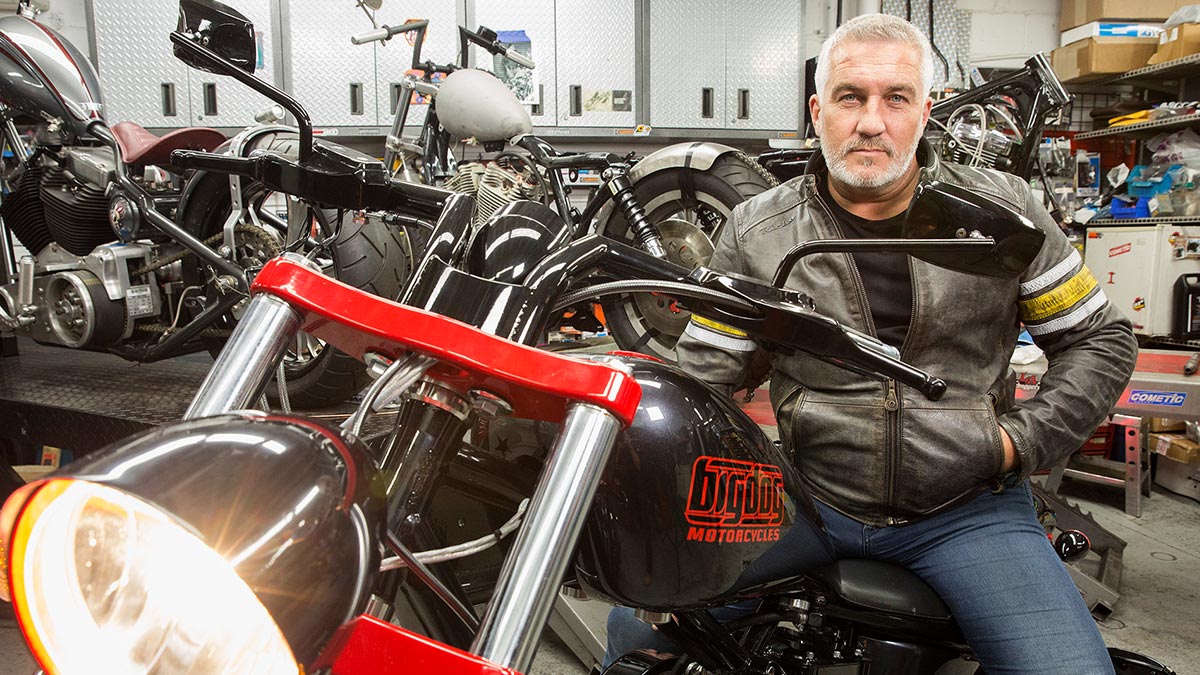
xmin=1075 ymin=112 xmax=1200 ymax=139
xmin=1086 ymin=216 xmax=1200 ymax=225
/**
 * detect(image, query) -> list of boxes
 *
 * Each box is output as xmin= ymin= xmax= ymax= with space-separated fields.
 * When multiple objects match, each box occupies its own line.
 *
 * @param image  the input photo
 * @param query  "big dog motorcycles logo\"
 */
xmin=685 ymin=457 xmax=785 ymax=543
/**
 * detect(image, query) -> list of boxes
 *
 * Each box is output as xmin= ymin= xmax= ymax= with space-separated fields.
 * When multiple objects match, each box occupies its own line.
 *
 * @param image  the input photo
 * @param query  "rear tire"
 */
xmin=179 ymin=136 xmax=418 ymax=408
xmin=600 ymin=153 xmax=775 ymax=361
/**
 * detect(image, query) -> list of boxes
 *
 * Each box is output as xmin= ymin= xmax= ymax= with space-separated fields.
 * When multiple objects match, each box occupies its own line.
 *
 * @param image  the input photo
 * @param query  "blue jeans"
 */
xmin=605 ymin=482 xmax=1114 ymax=674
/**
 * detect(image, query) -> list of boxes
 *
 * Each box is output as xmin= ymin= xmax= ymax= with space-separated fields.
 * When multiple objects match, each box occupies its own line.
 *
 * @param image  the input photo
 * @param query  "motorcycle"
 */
xmin=0 ymin=0 xmax=436 ymax=407
xmin=347 ymin=5 xmax=777 ymax=362
xmin=0 ymin=127 xmax=1176 ymax=674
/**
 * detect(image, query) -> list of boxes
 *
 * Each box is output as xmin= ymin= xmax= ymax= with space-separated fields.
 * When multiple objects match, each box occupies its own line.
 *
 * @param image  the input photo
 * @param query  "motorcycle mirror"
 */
xmin=901 ymin=173 xmax=1045 ymax=278
xmin=175 ymin=0 xmax=257 ymax=75
xmin=360 ymin=0 xmax=383 ymax=9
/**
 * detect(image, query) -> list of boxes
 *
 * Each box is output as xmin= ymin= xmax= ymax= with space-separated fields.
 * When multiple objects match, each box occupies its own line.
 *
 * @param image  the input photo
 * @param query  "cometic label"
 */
xmin=685 ymin=457 xmax=784 ymax=543
xmin=125 ymin=285 xmax=154 ymax=318
xmin=1128 ymin=389 xmax=1188 ymax=407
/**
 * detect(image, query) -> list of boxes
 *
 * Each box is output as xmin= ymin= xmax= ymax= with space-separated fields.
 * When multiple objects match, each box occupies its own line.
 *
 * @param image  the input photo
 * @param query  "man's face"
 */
xmin=810 ymin=39 xmax=932 ymax=191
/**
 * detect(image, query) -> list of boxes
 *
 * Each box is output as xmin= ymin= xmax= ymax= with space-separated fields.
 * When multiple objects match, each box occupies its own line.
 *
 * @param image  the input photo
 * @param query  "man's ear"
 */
xmin=921 ymin=95 xmax=932 ymax=128
xmin=809 ymin=94 xmax=822 ymax=133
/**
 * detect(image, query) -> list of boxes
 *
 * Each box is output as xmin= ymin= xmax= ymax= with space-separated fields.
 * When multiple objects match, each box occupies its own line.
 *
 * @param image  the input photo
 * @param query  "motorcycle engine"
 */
xmin=443 ymin=161 xmax=541 ymax=226
xmin=935 ymin=101 xmax=1022 ymax=173
xmin=1 ymin=149 xmax=116 ymax=257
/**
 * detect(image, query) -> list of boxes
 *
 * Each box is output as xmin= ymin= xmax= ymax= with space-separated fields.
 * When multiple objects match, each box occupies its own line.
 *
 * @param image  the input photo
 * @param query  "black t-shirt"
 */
xmin=817 ymin=179 xmax=913 ymax=350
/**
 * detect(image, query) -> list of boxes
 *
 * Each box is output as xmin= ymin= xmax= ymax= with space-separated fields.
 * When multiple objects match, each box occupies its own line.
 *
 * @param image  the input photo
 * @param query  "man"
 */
xmin=607 ymin=13 xmax=1137 ymax=674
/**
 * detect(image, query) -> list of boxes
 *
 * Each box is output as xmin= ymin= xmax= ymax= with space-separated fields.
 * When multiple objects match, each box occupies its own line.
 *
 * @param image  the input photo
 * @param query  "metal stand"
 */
xmin=1031 ymin=485 xmax=1127 ymax=619
xmin=548 ymin=597 xmax=605 ymax=670
xmin=1043 ymin=414 xmax=1150 ymax=517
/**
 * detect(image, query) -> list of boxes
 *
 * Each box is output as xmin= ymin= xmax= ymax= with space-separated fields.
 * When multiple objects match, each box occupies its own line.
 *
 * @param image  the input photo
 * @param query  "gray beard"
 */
xmin=824 ymin=134 xmax=921 ymax=190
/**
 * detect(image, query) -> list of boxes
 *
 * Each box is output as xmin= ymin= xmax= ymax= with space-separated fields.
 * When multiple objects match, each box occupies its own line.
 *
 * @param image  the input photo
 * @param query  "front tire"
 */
xmin=600 ymin=153 xmax=775 ymax=361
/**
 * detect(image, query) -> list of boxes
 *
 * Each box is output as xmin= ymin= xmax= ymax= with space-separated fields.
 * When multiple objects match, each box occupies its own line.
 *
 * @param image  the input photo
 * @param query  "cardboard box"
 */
xmin=1051 ymin=36 xmax=1160 ymax=82
xmin=1154 ymin=455 xmax=1200 ymax=502
xmin=1147 ymin=22 xmax=1200 ymax=65
xmin=1147 ymin=417 xmax=1187 ymax=432
xmin=1061 ymin=21 xmax=1164 ymax=47
xmin=1150 ymin=432 xmax=1200 ymax=463
xmin=1060 ymin=0 xmax=1188 ymax=31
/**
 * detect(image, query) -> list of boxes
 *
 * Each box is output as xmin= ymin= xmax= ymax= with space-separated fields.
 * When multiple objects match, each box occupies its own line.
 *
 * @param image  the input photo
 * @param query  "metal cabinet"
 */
xmin=648 ymin=0 xmax=724 ymax=129
xmin=372 ymin=1 xmax=460 ymax=134
xmin=648 ymin=0 xmax=799 ymax=131
xmin=475 ymin=0 xmax=557 ymax=125
xmin=724 ymin=0 xmax=799 ymax=130
xmin=554 ymin=0 xmax=636 ymax=128
xmin=90 ymin=0 xmax=192 ymax=127
xmin=283 ymin=0 xmax=379 ymax=127
xmin=91 ymin=0 xmax=278 ymax=129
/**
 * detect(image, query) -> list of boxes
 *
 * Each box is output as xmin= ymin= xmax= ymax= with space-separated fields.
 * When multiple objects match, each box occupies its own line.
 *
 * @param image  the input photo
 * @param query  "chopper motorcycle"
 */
xmin=0 ymin=130 xmax=1177 ymax=675
xmin=0 ymin=0 xmax=439 ymax=407
xmin=347 ymin=5 xmax=777 ymax=363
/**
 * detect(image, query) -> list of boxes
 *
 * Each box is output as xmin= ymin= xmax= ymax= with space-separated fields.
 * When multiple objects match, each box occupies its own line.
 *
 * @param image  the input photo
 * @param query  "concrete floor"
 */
xmin=2 ymin=473 xmax=1196 ymax=675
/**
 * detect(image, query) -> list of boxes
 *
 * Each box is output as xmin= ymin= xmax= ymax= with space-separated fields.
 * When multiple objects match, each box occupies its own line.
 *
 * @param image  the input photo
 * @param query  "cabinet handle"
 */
xmin=390 ymin=83 xmax=404 ymax=114
xmin=531 ymin=84 xmax=543 ymax=117
xmin=160 ymin=83 xmax=177 ymax=117
xmin=569 ymin=85 xmax=582 ymax=116
xmin=737 ymin=88 xmax=750 ymax=120
xmin=350 ymin=83 xmax=364 ymax=116
xmin=701 ymin=87 xmax=714 ymax=119
xmin=202 ymin=83 xmax=218 ymax=116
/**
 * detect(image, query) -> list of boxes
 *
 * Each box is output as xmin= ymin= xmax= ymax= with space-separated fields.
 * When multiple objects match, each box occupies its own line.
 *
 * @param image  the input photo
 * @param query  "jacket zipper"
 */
xmin=883 ymin=259 xmax=919 ymax=525
xmin=814 ymin=184 xmax=902 ymax=523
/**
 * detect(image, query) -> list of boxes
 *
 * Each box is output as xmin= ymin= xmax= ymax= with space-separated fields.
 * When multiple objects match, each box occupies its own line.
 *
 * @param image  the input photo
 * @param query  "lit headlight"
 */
xmin=9 ymin=479 xmax=297 ymax=674
xmin=2 ymin=414 xmax=385 ymax=674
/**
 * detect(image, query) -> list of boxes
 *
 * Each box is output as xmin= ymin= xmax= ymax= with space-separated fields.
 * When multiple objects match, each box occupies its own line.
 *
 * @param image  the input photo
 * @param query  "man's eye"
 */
xmin=840 ymin=94 xmax=859 ymax=102
xmin=889 ymin=94 xmax=908 ymax=104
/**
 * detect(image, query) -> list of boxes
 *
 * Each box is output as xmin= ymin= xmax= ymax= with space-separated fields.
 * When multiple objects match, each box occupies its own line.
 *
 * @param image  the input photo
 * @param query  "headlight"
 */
xmin=10 ymin=479 xmax=298 ymax=674
xmin=2 ymin=414 xmax=385 ymax=674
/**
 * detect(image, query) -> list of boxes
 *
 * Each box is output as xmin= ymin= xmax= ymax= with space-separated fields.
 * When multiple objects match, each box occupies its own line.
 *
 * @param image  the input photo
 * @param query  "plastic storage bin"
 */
xmin=1110 ymin=195 xmax=1153 ymax=219
xmin=1128 ymin=164 xmax=1183 ymax=197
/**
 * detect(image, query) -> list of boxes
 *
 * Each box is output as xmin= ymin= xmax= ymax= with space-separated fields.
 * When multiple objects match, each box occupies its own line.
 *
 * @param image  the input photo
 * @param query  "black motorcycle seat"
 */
xmin=811 ymin=559 xmax=952 ymax=621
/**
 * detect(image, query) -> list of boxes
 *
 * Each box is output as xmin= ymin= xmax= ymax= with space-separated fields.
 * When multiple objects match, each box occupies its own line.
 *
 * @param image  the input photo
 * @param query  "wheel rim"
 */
xmin=609 ymin=189 xmax=733 ymax=358
xmin=630 ymin=218 xmax=716 ymax=337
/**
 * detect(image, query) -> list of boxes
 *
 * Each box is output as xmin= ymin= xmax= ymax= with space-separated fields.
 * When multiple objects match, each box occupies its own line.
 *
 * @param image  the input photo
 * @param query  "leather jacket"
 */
xmin=676 ymin=141 xmax=1138 ymax=526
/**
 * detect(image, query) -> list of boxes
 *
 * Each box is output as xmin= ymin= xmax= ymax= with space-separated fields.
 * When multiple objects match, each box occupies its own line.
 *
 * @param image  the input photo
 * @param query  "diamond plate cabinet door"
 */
xmin=476 ymin=0 xmax=557 ymax=126
xmin=186 ymin=0 xmax=277 ymax=128
xmin=90 ymin=0 xmax=192 ymax=128
xmin=283 ymin=0 xmax=379 ymax=127
xmin=373 ymin=0 xmax=459 ymax=134
xmin=648 ymin=0 xmax=724 ymax=129
xmin=555 ymin=0 xmax=637 ymax=128
xmin=725 ymin=0 xmax=799 ymax=130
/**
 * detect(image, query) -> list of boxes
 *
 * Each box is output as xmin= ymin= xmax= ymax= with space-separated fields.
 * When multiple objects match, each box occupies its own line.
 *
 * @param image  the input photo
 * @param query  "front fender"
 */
xmin=591 ymin=141 xmax=738 ymax=230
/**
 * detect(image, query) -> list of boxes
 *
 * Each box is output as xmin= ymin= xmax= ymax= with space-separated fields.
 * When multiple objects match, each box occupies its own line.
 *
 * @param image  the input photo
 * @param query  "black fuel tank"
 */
xmin=574 ymin=357 xmax=835 ymax=611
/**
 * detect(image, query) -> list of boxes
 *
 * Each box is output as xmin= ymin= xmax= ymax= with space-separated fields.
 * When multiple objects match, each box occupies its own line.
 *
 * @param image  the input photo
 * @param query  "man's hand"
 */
xmin=999 ymin=426 xmax=1020 ymax=473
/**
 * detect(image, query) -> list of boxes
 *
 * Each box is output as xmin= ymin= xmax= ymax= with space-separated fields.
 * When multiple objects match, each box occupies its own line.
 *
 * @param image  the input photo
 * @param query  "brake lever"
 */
xmin=686 ymin=266 xmax=948 ymax=401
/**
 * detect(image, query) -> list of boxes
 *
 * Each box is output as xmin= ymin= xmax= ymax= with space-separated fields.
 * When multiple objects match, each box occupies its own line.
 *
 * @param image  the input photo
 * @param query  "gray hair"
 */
xmin=814 ymin=13 xmax=935 ymax=101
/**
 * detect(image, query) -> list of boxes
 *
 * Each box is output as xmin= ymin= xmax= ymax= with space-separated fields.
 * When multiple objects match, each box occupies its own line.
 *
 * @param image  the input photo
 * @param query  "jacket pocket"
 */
xmin=771 ymin=379 xmax=807 ymax=454
xmin=895 ymin=399 xmax=1004 ymax=517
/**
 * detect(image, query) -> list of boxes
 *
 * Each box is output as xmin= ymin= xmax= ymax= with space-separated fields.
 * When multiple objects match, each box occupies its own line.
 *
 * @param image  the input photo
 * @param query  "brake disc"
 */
xmin=632 ymin=218 xmax=716 ymax=336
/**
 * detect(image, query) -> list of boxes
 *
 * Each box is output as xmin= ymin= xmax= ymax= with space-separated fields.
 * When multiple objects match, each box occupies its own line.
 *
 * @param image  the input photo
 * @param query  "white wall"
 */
xmin=36 ymin=0 xmax=91 ymax=56
xmin=956 ymin=0 xmax=1059 ymax=68
xmin=804 ymin=0 xmax=1061 ymax=69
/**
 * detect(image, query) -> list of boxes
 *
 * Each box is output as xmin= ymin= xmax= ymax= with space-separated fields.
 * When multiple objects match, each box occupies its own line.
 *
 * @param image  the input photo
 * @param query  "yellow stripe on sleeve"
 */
xmin=1019 ymin=265 xmax=1099 ymax=322
xmin=690 ymin=314 xmax=749 ymax=337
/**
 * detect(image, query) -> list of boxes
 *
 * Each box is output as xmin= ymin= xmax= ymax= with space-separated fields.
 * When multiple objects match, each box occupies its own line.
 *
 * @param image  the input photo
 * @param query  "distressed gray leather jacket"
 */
xmin=676 ymin=141 xmax=1137 ymax=526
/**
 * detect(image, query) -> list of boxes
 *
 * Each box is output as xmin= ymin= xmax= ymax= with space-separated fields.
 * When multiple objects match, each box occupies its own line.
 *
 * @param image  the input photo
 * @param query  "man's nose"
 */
xmin=855 ymin=98 xmax=887 ymax=137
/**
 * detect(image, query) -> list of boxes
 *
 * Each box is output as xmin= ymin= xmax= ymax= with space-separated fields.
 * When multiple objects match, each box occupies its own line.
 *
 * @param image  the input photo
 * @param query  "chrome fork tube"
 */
xmin=184 ymin=293 xmax=302 ymax=419
xmin=470 ymin=403 xmax=622 ymax=672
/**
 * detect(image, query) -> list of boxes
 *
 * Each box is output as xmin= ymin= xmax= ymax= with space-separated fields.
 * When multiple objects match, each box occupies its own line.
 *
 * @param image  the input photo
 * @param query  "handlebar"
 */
xmin=350 ymin=19 xmax=429 ymax=46
xmin=458 ymin=25 xmax=536 ymax=70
